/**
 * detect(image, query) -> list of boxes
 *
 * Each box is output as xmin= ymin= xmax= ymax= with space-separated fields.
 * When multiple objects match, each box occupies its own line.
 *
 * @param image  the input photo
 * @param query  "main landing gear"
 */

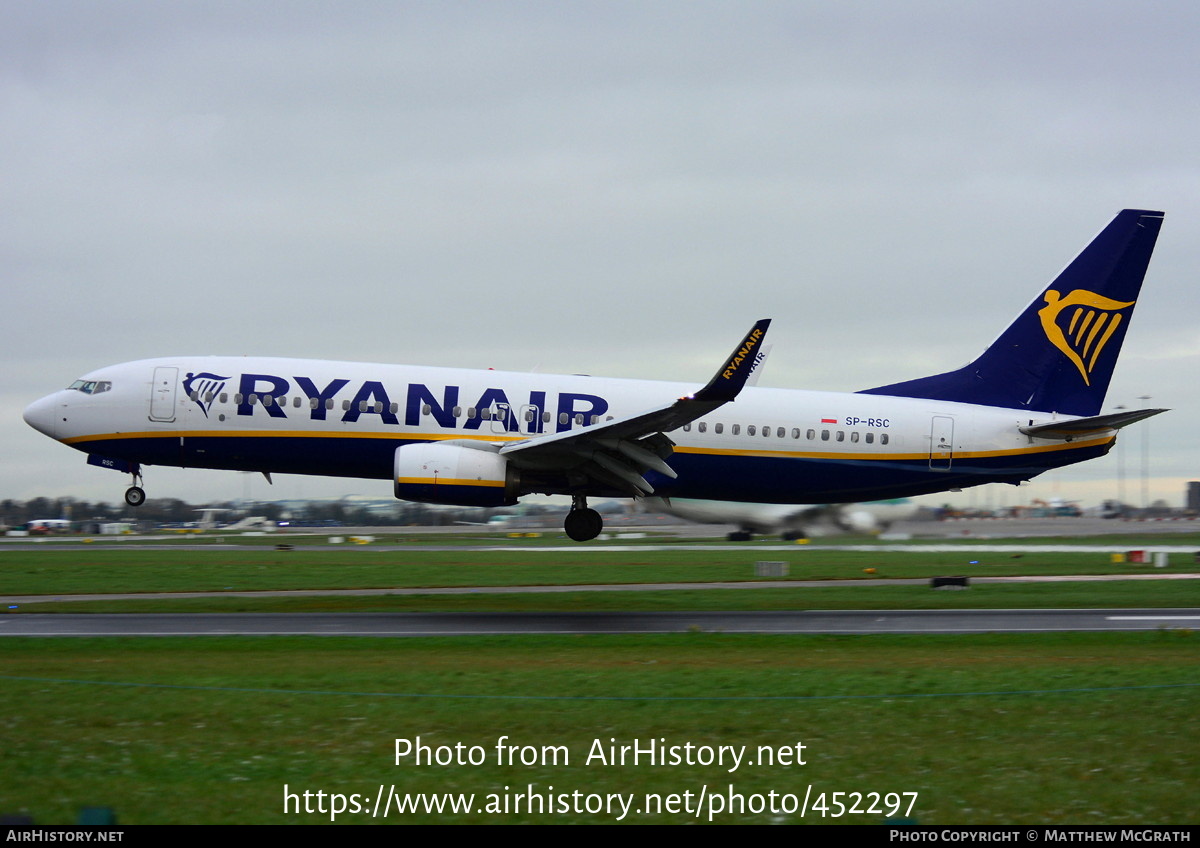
xmin=564 ymin=494 xmax=603 ymax=542
xmin=124 ymin=469 xmax=145 ymax=507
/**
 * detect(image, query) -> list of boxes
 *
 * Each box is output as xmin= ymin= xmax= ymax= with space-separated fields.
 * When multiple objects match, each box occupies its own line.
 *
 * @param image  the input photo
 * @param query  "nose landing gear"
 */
xmin=564 ymin=494 xmax=603 ymax=542
xmin=124 ymin=467 xmax=145 ymax=507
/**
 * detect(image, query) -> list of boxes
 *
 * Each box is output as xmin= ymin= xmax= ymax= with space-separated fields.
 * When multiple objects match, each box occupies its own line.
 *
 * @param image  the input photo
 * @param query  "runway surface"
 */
xmin=3 ymin=571 xmax=1198 ymax=606
xmin=4 ymin=518 xmax=1198 ymax=636
xmin=4 ymin=537 xmax=1200 ymax=555
xmin=2 ymin=608 xmax=1198 ymax=636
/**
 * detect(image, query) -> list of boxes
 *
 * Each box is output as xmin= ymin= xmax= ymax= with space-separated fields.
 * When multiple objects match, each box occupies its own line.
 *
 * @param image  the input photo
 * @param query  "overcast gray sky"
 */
xmin=4 ymin=1 xmax=1197 ymax=510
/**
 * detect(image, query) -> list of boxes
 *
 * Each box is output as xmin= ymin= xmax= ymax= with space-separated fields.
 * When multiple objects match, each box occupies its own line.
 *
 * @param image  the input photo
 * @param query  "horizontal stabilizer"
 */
xmin=1019 ymin=408 xmax=1167 ymax=440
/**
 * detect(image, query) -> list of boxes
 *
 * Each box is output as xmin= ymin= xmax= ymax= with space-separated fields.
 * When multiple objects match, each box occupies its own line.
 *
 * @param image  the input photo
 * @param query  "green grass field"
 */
xmin=0 ymin=539 xmax=1197 ymax=825
xmin=1 ymin=633 xmax=1197 ymax=825
xmin=2 ymin=545 xmax=1195 ymax=597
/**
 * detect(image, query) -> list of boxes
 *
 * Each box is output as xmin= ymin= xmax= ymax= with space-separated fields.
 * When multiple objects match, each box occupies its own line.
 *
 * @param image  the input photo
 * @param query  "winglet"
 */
xmin=691 ymin=319 xmax=771 ymax=403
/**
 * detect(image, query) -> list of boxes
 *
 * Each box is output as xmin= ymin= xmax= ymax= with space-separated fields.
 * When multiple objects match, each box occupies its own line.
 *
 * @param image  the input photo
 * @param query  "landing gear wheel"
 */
xmin=564 ymin=507 xmax=603 ymax=542
xmin=124 ymin=486 xmax=146 ymax=507
xmin=727 ymin=530 xmax=753 ymax=542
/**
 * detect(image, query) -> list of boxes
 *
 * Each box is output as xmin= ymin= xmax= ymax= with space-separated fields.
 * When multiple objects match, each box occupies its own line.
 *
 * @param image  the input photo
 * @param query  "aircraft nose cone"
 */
xmin=23 ymin=394 xmax=60 ymax=439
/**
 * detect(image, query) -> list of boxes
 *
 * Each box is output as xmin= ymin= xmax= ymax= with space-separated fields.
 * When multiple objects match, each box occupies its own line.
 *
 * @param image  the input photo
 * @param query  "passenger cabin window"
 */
xmin=732 ymin=424 xmax=740 ymax=435
xmin=715 ymin=423 xmax=723 ymax=434
xmin=698 ymin=422 xmax=707 ymax=433
xmin=865 ymin=432 xmax=874 ymax=444
xmin=806 ymin=429 xmax=815 ymax=440
xmin=881 ymin=434 xmax=890 ymax=445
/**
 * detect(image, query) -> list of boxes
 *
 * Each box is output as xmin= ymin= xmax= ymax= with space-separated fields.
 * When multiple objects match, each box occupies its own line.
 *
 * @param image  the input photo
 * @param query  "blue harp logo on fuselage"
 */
xmin=182 ymin=372 xmax=230 ymax=418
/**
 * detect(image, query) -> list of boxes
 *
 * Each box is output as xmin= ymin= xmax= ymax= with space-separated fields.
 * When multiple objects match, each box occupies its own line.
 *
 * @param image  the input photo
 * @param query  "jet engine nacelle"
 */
xmin=394 ymin=442 xmax=521 ymax=507
xmin=842 ymin=509 xmax=881 ymax=533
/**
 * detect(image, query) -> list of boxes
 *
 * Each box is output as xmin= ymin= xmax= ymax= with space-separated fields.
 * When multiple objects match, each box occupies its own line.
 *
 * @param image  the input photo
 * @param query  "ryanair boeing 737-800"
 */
xmin=24 ymin=210 xmax=1166 ymax=541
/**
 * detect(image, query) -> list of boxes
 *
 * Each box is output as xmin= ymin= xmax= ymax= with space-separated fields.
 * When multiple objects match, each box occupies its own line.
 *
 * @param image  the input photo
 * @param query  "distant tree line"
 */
xmin=1 ymin=497 xmax=559 ymax=529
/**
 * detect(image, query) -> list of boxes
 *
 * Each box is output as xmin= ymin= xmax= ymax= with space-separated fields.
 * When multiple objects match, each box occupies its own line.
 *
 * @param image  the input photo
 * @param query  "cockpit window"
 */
xmin=66 ymin=380 xmax=112 ymax=395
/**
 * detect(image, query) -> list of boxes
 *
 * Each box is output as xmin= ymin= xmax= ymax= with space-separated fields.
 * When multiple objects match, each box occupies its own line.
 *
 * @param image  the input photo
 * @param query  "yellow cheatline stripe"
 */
xmin=673 ymin=434 xmax=1114 ymax=461
xmin=62 ymin=429 xmax=1113 ymax=462
xmin=395 ymin=477 xmax=504 ymax=487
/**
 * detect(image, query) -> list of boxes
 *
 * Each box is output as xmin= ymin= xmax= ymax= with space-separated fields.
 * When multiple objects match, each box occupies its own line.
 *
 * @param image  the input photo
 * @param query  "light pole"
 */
xmin=1138 ymin=395 xmax=1152 ymax=512
xmin=1113 ymin=404 xmax=1126 ymax=512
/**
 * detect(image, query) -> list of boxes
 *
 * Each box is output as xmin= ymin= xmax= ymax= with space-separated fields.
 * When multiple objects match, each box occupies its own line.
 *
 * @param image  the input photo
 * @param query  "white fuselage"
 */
xmin=23 ymin=356 xmax=1112 ymax=505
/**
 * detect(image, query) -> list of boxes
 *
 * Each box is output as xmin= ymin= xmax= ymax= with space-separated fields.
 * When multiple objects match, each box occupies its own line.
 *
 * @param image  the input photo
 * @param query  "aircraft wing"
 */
xmin=498 ymin=319 xmax=770 ymax=497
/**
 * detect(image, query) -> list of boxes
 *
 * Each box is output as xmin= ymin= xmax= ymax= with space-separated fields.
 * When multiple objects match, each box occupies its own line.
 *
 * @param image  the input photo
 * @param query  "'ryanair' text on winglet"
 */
xmin=691 ymin=319 xmax=772 ymax=404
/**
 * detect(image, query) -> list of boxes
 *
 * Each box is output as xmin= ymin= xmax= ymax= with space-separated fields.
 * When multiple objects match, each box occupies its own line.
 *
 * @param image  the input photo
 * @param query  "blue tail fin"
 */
xmin=859 ymin=209 xmax=1164 ymax=416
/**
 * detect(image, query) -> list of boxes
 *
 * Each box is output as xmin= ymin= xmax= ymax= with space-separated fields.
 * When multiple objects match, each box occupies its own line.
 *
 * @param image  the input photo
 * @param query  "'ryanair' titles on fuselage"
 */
xmin=218 ymin=372 xmax=609 ymax=433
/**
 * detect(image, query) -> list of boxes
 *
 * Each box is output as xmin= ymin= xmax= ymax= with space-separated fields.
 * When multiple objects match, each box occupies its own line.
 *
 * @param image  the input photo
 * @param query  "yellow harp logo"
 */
xmin=1037 ymin=289 xmax=1135 ymax=385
